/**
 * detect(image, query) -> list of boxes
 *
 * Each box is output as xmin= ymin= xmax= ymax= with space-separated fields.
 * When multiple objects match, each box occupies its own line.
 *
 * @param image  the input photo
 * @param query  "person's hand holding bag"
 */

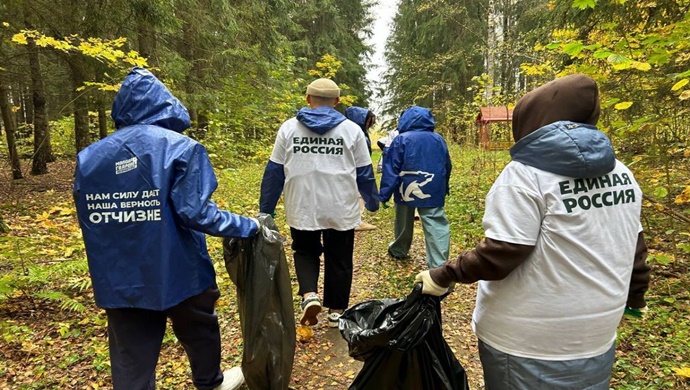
xmin=414 ymin=270 xmax=449 ymax=296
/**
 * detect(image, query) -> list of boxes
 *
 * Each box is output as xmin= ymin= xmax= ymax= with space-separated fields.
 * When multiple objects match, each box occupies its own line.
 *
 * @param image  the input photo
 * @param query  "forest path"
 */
xmin=287 ymin=211 xmax=484 ymax=389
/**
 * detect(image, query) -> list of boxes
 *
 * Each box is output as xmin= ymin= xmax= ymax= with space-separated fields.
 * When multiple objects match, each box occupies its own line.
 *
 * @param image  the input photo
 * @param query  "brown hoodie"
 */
xmin=512 ymin=74 xmax=601 ymax=141
xmin=430 ymin=74 xmax=650 ymax=308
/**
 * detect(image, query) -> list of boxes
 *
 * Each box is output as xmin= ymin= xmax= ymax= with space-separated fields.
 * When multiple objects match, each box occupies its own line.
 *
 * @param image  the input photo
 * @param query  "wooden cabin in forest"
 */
xmin=476 ymin=106 xmax=513 ymax=150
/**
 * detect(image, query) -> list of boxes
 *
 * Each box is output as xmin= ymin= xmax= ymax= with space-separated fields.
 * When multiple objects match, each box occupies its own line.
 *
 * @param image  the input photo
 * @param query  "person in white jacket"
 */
xmin=259 ymin=79 xmax=379 ymax=328
xmin=415 ymin=75 xmax=650 ymax=389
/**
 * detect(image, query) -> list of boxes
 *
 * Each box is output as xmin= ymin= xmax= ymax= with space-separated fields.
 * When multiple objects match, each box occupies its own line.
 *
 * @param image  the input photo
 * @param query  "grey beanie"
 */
xmin=306 ymin=78 xmax=340 ymax=98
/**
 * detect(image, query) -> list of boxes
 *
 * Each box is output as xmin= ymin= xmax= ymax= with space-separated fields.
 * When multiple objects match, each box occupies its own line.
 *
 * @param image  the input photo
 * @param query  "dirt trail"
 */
xmin=289 ymin=213 xmax=484 ymax=389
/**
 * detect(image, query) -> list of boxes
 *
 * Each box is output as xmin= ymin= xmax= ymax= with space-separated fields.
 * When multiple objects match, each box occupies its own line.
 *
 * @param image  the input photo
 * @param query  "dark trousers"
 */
xmin=290 ymin=228 xmax=355 ymax=310
xmin=105 ymin=285 xmax=224 ymax=390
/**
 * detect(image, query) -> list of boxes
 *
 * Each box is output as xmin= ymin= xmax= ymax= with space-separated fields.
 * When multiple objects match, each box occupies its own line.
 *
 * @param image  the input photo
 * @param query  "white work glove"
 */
xmin=414 ymin=270 xmax=449 ymax=296
xmin=249 ymin=217 xmax=261 ymax=235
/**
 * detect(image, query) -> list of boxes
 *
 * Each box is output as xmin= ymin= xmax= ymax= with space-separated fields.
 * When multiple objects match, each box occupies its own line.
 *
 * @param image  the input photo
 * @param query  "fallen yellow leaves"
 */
xmin=673 ymin=367 xmax=690 ymax=378
xmin=296 ymin=325 xmax=314 ymax=343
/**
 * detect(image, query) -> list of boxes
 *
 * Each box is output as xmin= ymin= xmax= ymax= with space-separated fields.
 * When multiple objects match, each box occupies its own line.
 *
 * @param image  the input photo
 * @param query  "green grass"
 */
xmin=1 ymin=145 xmax=689 ymax=388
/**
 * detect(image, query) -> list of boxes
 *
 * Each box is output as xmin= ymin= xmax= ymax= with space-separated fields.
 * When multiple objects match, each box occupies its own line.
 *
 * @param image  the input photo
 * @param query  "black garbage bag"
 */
xmin=340 ymin=284 xmax=469 ymax=390
xmin=223 ymin=214 xmax=295 ymax=390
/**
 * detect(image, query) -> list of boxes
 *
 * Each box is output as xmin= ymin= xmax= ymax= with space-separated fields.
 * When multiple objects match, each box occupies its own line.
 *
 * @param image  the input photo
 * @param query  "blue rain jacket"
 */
xmin=345 ymin=106 xmax=372 ymax=155
xmin=73 ymin=67 xmax=257 ymax=310
xmin=379 ymin=106 xmax=452 ymax=208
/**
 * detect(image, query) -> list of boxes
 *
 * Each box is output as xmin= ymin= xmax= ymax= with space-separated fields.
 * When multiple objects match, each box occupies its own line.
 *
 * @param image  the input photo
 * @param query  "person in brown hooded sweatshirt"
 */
xmin=414 ymin=74 xmax=651 ymax=389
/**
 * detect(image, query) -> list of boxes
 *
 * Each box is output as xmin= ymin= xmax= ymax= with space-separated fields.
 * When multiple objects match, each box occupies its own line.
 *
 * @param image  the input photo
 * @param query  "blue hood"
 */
xmin=296 ymin=106 xmax=346 ymax=135
xmin=510 ymin=121 xmax=616 ymax=178
xmin=112 ymin=67 xmax=191 ymax=132
xmin=345 ymin=106 xmax=369 ymax=130
xmin=398 ymin=106 xmax=434 ymax=133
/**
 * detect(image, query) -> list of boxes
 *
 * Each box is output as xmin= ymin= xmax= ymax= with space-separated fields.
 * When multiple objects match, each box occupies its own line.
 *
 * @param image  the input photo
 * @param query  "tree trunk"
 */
xmin=182 ymin=22 xmax=198 ymax=129
xmin=98 ymin=108 xmax=108 ymax=139
xmin=188 ymin=108 xmax=198 ymax=125
xmin=69 ymin=62 xmax=90 ymax=152
xmin=197 ymin=111 xmax=208 ymax=131
xmin=26 ymin=38 xmax=50 ymax=175
xmin=137 ymin=21 xmax=157 ymax=67
xmin=486 ymin=0 xmax=497 ymax=105
xmin=0 ymin=83 xmax=23 ymax=180
xmin=95 ymin=68 xmax=109 ymax=139
xmin=74 ymin=104 xmax=89 ymax=151
xmin=24 ymin=84 xmax=34 ymax=125
xmin=14 ymin=87 xmax=25 ymax=125
xmin=0 ymin=215 xmax=9 ymax=234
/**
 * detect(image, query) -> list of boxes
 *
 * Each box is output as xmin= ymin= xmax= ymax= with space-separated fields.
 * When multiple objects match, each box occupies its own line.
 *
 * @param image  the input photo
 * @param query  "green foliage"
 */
xmin=525 ymin=0 xmax=690 ymax=153
xmin=0 ymin=200 xmax=90 ymax=317
xmin=33 ymin=291 xmax=86 ymax=312
xmin=11 ymin=114 xmax=110 ymax=159
xmin=572 ymin=0 xmax=597 ymax=9
xmin=286 ymin=0 xmax=374 ymax=105
xmin=308 ymin=54 xmax=358 ymax=107
xmin=444 ymin=146 xmax=511 ymax=249
xmin=442 ymin=73 xmax=517 ymax=145
xmin=51 ymin=115 xmax=105 ymax=157
xmin=615 ymin=275 xmax=690 ymax=388
xmin=202 ymin=54 xmax=306 ymax=168
xmin=0 ymin=321 xmax=33 ymax=344
xmin=1 ymin=0 xmax=375 ymax=165
xmin=0 ymin=258 xmax=90 ymax=309
xmin=384 ymin=0 xmax=486 ymax=123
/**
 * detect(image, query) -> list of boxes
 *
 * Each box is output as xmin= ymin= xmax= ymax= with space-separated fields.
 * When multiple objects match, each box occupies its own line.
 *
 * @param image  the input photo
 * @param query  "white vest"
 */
xmin=269 ymin=118 xmax=371 ymax=230
xmin=474 ymin=160 xmax=642 ymax=360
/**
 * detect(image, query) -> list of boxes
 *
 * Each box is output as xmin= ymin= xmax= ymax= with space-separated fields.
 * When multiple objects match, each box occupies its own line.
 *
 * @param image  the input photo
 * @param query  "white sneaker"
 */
xmin=214 ymin=367 xmax=244 ymax=390
xmin=327 ymin=311 xmax=342 ymax=328
xmin=354 ymin=222 xmax=377 ymax=231
xmin=300 ymin=293 xmax=322 ymax=326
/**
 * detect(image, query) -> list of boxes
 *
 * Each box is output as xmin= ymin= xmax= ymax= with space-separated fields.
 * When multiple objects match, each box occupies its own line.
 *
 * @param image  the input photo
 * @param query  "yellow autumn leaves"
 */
xmin=673 ymin=366 xmax=690 ymax=378
xmin=307 ymin=54 xmax=358 ymax=107
xmin=10 ymin=29 xmax=148 ymax=69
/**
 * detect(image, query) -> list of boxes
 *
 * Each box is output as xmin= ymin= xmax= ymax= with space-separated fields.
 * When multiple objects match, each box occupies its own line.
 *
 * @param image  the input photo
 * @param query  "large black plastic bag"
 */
xmin=340 ymin=284 xmax=469 ymax=389
xmin=223 ymin=214 xmax=295 ymax=390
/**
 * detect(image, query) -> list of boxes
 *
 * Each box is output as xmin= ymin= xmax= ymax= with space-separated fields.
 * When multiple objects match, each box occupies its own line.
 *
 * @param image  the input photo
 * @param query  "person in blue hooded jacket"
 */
xmin=345 ymin=106 xmax=379 ymax=232
xmin=259 ymin=78 xmax=379 ymax=328
xmin=345 ymin=106 xmax=375 ymax=155
xmin=379 ymin=106 xmax=452 ymax=269
xmin=415 ymin=75 xmax=650 ymax=389
xmin=73 ymin=68 xmax=258 ymax=390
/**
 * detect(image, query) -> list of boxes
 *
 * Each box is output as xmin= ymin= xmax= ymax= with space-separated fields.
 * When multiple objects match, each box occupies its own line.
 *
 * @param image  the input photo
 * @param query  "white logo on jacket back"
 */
xmin=115 ymin=157 xmax=138 ymax=175
xmin=398 ymin=170 xmax=434 ymax=201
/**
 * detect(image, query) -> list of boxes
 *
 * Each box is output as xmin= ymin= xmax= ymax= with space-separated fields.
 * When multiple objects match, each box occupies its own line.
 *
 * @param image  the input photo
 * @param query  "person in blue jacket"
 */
xmin=259 ymin=78 xmax=379 ymax=328
xmin=379 ymin=106 xmax=452 ymax=268
xmin=345 ymin=106 xmax=378 ymax=231
xmin=73 ymin=67 xmax=258 ymax=390
xmin=345 ymin=106 xmax=375 ymax=155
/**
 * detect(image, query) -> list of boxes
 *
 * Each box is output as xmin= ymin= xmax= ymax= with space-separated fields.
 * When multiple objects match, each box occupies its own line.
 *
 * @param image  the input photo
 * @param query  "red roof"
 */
xmin=476 ymin=107 xmax=513 ymax=123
